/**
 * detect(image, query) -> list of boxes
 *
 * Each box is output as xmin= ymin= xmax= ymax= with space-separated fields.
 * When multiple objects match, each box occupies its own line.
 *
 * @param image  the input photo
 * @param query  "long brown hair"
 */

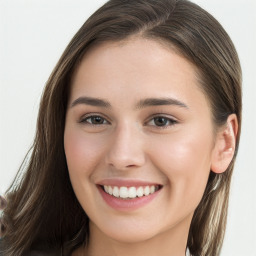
xmin=1 ymin=0 xmax=242 ymax=255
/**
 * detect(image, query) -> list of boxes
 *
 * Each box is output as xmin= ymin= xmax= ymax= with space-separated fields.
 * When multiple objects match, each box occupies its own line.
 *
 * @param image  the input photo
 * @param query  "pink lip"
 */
xmin=97 ymin=178 xmax=161 ymax=188
xmin=97 ymin=184 xmax=162 ymax=211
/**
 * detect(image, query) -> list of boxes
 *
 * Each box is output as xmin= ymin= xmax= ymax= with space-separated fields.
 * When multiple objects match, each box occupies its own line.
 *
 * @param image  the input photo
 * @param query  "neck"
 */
xmin=77 ymin=214 xmax=192 ymax=256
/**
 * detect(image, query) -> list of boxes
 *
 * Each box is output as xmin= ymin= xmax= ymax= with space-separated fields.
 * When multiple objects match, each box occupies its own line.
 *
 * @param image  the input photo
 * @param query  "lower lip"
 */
xmin=97 ymin=186 xmax=161 ymax=211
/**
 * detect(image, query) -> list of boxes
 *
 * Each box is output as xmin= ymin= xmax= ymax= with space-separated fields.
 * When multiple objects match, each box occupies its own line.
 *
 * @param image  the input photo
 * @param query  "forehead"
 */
xmin=69 ymin=37 xmax=209 ymax=111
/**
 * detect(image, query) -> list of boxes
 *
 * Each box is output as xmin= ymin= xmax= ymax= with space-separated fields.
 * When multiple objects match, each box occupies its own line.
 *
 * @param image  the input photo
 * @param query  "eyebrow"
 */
xmin=71 ymin=96 xmax=111 ymax=108
xmin=135 ymin=97 xmax=188 ymax=109
xmin=70 ymin=96 xmax=188 ymax=109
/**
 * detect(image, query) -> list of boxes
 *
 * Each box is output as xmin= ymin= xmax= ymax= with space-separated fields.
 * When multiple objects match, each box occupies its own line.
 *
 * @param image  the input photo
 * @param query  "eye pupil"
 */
xmin=154 ymin=117 xmax=168 ymax=126
xmin=92 ymin=116 xmax=104 ymax=124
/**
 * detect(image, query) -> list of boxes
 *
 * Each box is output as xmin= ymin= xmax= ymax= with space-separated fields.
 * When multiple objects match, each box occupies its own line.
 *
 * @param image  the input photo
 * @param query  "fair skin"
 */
xmin=64 ymin=37 xmax=237 ymax=256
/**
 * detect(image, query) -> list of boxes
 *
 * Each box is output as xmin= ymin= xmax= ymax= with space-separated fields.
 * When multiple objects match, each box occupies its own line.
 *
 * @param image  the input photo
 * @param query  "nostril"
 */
xmin=126 ymin=164 xmax=137 ymax=168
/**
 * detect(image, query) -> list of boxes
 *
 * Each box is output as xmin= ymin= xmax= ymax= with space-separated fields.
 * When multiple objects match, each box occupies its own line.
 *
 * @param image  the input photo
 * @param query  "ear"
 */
xmin=211 ymin=114 xmax=238 ymax=174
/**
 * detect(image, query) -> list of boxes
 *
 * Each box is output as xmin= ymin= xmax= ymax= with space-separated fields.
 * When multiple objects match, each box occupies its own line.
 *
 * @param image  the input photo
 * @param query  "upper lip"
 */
xmin=97 ymin=178 xmax=162 ymax=187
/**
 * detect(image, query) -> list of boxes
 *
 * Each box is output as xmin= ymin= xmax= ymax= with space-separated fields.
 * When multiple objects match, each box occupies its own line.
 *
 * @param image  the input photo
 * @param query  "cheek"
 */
xmin=64 ymin=127 xmax=105 ymax=178
xmin=64 ymin=127 xmax=108 ymax=213
xmin=148 ymin=129 xmax=213 ymax=205
xmin=151 ymin=131 xmax=212 ymax=172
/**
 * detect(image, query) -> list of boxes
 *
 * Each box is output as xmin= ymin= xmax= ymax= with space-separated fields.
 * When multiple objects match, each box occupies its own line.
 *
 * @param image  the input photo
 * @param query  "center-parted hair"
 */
xmin=1 ymin=1 xmax=242 ymax=255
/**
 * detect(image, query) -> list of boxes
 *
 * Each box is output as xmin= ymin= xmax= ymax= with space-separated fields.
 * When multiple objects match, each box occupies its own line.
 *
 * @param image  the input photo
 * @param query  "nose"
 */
xmin=105 ymin=123 xmax=146 ymax=170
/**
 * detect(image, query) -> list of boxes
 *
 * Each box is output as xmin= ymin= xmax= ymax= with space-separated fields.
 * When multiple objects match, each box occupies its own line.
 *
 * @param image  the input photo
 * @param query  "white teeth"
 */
xmin=136 ymin=187 xmax=144 ymax=197
xmin=144 ymin=186 xmax=150 ymax=196
xmin=120 ymin=187 xmax=128 ymax=198
xmin=112 ymin=186 xmax=119 ymax=197
xmin=103 ymin=185 xmax=159 ymax=199
xmin=108 ymin=186 xmax=113 ymax=195
xmin=128 ymin=187 xmax=137 ymax=198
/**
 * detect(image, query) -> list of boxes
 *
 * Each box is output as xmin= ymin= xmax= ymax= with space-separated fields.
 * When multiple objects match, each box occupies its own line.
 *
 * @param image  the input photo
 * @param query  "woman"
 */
xmin=0 ymin=0 xmax=242 ymax=255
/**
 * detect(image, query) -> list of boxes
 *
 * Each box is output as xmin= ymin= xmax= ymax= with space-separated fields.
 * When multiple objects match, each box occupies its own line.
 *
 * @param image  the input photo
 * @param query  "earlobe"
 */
xmin=211 ymin=114 xmax=238 ymax=174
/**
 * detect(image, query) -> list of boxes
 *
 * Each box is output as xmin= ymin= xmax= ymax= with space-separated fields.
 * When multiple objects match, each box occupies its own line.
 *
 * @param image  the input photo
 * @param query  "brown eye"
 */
xmin=81 ymin=115 xmax=108 ymax=125
xmin=147 ymin=116 xmax=177 ymax=127
xmin=153 ymin=117 xmax=169 ymax=126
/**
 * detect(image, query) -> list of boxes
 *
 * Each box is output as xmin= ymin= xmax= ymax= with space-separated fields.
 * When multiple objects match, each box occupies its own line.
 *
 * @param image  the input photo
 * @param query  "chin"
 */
xmin=105 ymin=228 xmax=157 ymax=243
xmin=90 ymin=217 xmax=162 ymax=244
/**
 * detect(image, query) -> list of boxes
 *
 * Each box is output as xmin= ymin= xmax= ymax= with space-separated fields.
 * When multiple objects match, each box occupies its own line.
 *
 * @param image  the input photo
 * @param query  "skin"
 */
xmin=64 ymin=37 xmax=237 ymax=256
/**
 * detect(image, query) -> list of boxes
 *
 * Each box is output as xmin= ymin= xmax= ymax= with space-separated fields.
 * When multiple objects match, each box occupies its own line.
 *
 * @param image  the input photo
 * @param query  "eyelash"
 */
xmin=79 ymin=114 xmax=178 ymax=128
xmin=80 ymin=114 xmax=110 ymax=126
xmin=146 ymin=115 xmax=178 ymax=128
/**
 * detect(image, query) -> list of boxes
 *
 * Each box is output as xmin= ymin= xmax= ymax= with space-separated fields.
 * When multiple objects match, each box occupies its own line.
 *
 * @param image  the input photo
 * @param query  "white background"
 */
xmin=0 ymin=0 xmax=255 ymax=255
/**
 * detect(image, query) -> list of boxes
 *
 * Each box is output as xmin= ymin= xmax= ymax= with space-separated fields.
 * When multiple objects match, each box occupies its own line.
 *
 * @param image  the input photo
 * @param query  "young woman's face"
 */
xmin=64 ymin=38 xmax=216 ymax=243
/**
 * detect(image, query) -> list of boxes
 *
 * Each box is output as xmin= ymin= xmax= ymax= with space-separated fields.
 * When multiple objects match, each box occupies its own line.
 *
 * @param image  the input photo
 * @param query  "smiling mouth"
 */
xmin=100 ymin=185 xmax=162 ymax=199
